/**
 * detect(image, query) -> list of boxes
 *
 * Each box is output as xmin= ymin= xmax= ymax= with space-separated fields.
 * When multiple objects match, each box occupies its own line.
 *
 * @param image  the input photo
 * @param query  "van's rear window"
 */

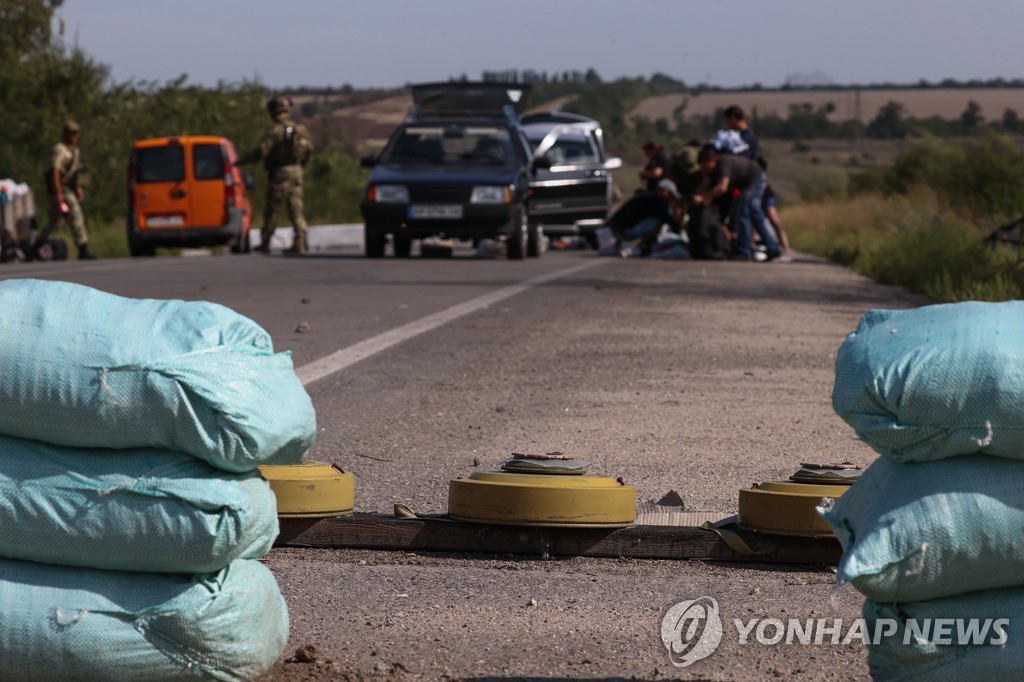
xmin=135 ymin=146 xmax=185 ymax=183
xmin=193 ymin=144 xmax=224 ymax=180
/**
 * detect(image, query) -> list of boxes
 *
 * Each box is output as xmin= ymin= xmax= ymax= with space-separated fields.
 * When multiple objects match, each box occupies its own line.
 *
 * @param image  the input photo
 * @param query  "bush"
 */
xmin=847 ymin=132 xmax=1024 ymax=219
xmin=785 ymin=194 xmax=1024 ymax=302
xmin=796 ymin=168 xmax=847 ymax=202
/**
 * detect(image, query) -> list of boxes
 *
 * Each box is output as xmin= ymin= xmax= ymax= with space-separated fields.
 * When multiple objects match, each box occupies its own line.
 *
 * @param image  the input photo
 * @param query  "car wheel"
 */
xmin=126 ymin=218 xmax=156 ymax=257
xmin=365 ymin=226 xmax=386 ymax=258
xmin=527 ymin=221 xmax=543 ymax=258
xmin=394 ymin=234 xmax=412 ymax=258
xmin=129 ymin=241 xmax=156 ymax=257
xmin=507 ymin=208 xmax=527 ymax=260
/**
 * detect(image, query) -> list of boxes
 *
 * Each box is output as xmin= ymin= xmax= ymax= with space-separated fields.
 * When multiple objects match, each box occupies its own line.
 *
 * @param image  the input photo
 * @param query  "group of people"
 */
xmin=606 ymin=105 xmax=792 ymax=263
xmin=14 ymin=98 xmax=311 ymax=261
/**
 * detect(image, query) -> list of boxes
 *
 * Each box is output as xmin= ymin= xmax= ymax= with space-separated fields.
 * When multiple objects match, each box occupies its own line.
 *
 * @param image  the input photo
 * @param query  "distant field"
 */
xmin=631 ymin=88 xmax=1024 ymax=124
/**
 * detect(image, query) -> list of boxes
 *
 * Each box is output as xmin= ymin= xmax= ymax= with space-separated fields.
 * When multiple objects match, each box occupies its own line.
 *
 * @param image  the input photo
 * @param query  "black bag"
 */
xmin=686 ymin=205 xmax=728 ymax=260
xmin=30 ymin=238 xmax=68 ymax=262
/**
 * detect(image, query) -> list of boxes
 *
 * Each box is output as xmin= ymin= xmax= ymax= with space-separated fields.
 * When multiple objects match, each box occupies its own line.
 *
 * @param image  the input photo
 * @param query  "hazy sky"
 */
xmin=55 ymin=1 xmax=1023 ymax=90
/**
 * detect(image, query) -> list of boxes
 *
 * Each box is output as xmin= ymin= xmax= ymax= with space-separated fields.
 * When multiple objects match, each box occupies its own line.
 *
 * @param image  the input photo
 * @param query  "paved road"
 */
xmin=0 ymin=244 xmax=921 ymax=680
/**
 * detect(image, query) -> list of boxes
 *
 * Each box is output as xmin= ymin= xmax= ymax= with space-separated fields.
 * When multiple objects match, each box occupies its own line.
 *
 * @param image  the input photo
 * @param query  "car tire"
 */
xmin=126 ymin=217 xmax=156 ymax=257
xmin=129 ymin=241 xmax=156 ymax=258
xmin=507 ymin=208 xmax=527 ymax=260
xmin=527 ymin=221 xmax=543 ymax=258
xmin=365 ymin=226 xmax=386 ymax=258
xmin=394 ymin=234 xmax=412 ymax=258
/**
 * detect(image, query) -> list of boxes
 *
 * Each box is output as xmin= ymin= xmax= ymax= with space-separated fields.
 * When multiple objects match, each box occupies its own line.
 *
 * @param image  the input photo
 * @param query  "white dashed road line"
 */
xmin=296 ymin=259 xmax=606 ymax=386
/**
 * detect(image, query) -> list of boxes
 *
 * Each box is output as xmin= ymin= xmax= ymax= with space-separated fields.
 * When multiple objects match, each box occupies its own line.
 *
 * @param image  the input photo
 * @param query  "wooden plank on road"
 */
xmin=275 ymin=514 xmax=842 ymax=565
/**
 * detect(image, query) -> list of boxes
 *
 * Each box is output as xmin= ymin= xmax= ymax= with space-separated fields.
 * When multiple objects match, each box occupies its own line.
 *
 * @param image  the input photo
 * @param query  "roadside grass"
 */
xmin=784 ymin=192 xmax=1024 ymax=302
xmin=80 ymin=219 xmax=234 ymax=260
xmin=88 ymin=218 xmax=129 ymax=258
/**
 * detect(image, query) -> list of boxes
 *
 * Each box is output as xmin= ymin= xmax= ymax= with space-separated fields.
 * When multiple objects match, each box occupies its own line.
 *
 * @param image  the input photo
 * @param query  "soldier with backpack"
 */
xmin=36 ymin=121 xmax=95 ymax=260
xmin=237 ymin=97 xmax=313 ymax=254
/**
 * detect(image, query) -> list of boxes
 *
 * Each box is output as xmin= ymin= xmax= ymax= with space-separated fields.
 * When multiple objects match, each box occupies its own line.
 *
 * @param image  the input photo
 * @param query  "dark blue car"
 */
xmin=360 ymin=82 xmax=548 ymax=259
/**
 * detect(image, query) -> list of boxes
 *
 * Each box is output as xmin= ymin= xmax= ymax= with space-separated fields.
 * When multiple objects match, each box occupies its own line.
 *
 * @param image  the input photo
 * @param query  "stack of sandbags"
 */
xmin=824 ymin=302 xmax=1024 ymax=679
xmin=0 ymin=279 xmax=317 ymax=681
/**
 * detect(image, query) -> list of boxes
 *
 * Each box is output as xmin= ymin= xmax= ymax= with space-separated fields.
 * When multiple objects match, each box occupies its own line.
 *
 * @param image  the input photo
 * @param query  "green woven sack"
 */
xmin=0 ymin=558 xmax=288 ymax=681
xmin=833 ymin=302 xmax=1024 ymax=462
xmin=865 ymin=587 xmax=1019 ymax=680
xmin=820 ymin=454 xmax=1024 ymax=602
xmin=0 ymin=434 xmax=278 ymax=573
xmin=0 ymin=278 xmax=315 ymax=472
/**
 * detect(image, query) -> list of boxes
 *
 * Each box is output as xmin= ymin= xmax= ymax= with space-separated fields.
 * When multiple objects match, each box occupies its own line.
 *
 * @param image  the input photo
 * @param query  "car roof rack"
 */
xmin=410 ymin=82 xmax=531 ymax=121
xmin=521 ymin=110 xmax=596 ymax=125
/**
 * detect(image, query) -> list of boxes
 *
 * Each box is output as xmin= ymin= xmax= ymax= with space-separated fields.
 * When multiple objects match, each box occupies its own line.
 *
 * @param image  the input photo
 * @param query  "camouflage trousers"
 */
xmin=262 ymin=165 xmax=308 ymax=246
xmin=41 ymin=190 xmax=88 ymax=246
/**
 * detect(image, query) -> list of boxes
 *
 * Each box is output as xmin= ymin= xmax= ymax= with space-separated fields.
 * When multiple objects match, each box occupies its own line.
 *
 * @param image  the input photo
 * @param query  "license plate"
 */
xmin=408 ymin=205 xmax=463 ymax=219
xmin=146 ymin=215 xmax=185 ymax=228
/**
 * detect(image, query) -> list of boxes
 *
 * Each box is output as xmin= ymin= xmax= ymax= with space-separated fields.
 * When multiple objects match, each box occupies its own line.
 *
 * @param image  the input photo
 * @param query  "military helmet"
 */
xmin=267 ymin=97 xmax=291 ymax=115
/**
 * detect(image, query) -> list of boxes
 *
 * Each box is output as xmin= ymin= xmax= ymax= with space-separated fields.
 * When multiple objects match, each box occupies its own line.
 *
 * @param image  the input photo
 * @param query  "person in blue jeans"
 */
xmin=606 ymin=179 xmax=683 ymax=255
xmin=693 ymin=144 xmax=780 ymax=261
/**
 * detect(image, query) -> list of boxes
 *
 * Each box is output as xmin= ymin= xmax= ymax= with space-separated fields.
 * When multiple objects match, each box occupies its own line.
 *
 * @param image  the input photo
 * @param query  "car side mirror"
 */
xmin=604 ymin=157 xmax=623 ymax=170
xmin=361 ymin=155 xmax=378 ymax=169
xmin=532 ymin=156 xmax=552 ymax=171
xmin=242 ymin=171 xmax=256 ymax=189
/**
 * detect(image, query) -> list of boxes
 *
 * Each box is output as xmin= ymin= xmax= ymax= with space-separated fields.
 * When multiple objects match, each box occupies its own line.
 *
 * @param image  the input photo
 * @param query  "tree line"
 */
xmin=5 ymin=1 xmax=1022 ymax=237
xmin=1 ymin=0 xmax=365 ymax=233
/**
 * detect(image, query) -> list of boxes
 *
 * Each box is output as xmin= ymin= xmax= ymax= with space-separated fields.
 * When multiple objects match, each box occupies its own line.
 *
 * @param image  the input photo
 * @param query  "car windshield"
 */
xmin=528 ymin=133 xmax=599 ymax=165
xmin=386 ymin=125 xmax=515 ymax=165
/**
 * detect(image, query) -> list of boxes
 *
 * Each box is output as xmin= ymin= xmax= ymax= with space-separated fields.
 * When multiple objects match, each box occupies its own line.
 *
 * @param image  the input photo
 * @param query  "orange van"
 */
xmin=127 ymin=136 xmax=253 ymax=256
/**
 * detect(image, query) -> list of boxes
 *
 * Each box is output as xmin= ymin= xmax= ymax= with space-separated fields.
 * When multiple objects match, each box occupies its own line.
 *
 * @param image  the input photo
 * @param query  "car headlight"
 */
xmin=369 ymin=185 xmax=409 ymax=203
xmin=470 ymin=186 xmax=512 ymax=204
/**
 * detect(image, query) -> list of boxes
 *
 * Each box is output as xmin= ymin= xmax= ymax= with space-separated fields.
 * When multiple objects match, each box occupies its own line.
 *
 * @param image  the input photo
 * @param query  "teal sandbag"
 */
xmin=0 ymin=279 xmax=315 ymax=472
xmin=820 ymin=455 xmax=1024 ymax=603
xmin=0 ymin=433 xmax=278 ymax=573
xmin=0 ymin=558 xmax=288 ymax=682
xmin=833 ymin=301 xmax=1024 ymax=462
xmin=864 ymin=588 xmax=1021 ymax=680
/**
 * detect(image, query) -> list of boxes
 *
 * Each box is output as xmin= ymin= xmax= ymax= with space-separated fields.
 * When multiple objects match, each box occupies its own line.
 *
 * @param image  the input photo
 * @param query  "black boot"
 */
xmin=77 ymin=243 xmax=97 ymax=260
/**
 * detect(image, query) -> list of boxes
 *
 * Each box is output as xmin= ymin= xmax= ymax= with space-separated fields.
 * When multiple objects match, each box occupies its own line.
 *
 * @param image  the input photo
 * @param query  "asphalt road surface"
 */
xmin=0 ymin=243 xmax=922 ymax=680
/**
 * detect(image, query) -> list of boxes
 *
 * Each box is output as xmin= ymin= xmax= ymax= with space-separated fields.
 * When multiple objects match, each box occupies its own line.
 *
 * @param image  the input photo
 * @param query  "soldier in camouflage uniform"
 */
xmin=236 ymin=97 xmax=313 ymax=254
xmin=38 ymin=120 xmax=96 ymax=260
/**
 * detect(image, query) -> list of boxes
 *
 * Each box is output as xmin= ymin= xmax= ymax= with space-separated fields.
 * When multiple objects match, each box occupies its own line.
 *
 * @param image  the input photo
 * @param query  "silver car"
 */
xmin=521 ymin=112 xmax=622 ymax=248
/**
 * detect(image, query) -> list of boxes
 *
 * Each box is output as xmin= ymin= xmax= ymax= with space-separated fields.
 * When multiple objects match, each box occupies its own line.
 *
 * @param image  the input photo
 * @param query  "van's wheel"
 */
xmin=507 ymin=209 xmax=527 ymax=260
xmin=527 ymin=221 xmax=543 ymax=258
xmin=129 ymin=242 xmax=156 ymax=258
xmin=365 ymin=226 xmax=386 ymax=258
xmin=127 ymin=222 xmax=156 ymax=257
xmin=393 ymin=234 xmax=412 ymax=258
